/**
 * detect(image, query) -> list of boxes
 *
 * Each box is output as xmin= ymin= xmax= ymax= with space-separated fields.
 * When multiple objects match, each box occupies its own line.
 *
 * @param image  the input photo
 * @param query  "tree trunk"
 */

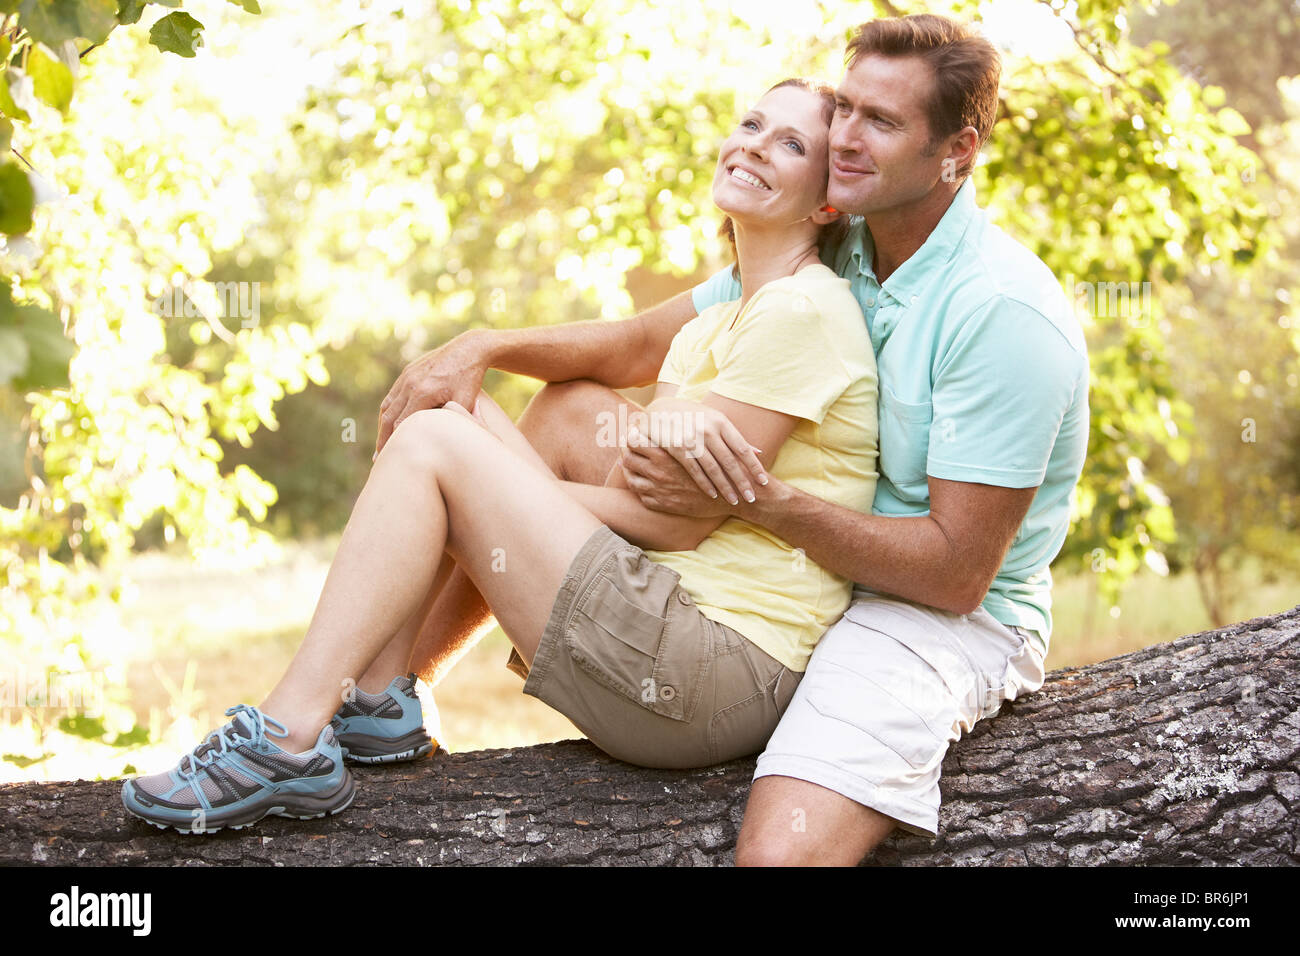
xmin=3 ymin=604 xmax=1297 ymax=866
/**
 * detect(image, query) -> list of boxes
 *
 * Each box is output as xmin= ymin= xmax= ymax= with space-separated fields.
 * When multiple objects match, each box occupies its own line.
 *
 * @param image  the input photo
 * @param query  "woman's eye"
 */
xmin=785 ymin=141 xmax=805 ymax=155
xmin=741 ymin=119 xmax=758 ymax=130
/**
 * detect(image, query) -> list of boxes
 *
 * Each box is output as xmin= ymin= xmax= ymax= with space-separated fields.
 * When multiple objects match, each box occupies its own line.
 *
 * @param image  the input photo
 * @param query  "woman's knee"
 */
xmin=384 ymin=407 xmax=477 ymax=469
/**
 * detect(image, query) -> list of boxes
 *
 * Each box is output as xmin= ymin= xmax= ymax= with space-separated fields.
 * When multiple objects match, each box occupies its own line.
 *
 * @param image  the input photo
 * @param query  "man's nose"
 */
xmin=829 ymin=118 xmax=857 ymax=156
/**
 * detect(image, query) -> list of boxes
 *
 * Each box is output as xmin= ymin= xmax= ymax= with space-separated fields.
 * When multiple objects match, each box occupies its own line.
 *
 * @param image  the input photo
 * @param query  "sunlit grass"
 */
xmin=3 ymin=538 xmax=1296 ymax=784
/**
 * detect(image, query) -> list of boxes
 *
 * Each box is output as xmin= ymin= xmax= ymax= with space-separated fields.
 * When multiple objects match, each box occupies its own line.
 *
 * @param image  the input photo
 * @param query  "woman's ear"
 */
xmin=811 ymin=204 xmax=841 ymax=225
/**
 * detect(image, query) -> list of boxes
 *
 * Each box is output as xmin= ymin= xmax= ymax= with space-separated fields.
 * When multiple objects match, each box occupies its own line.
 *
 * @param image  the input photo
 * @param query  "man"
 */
xmin=376 ymin=14 xmax=1088 ymax=865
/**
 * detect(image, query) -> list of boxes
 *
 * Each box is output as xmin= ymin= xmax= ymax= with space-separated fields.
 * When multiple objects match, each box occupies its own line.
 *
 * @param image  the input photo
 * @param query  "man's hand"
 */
xmin=620 ymin=442 xmax=738 ymax=519
xmin=637 ymin=397 xmax=768 ymax=505
xmin=375 ymin=331 xmax=490 ymax=457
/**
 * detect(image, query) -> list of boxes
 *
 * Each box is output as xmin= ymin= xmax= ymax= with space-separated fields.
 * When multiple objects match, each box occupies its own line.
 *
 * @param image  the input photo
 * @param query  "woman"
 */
xmin=121 ymin=78 xmax=879 ymax=833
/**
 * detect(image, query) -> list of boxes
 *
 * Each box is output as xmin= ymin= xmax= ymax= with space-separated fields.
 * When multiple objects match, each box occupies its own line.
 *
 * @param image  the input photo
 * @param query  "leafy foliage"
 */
xmin=0 ymin=0 xmax=1295 ymax=776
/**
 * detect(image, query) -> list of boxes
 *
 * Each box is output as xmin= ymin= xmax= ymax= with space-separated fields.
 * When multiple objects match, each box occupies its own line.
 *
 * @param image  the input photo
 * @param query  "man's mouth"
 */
xmin=832 ymin=162 xmax=874 ymax=178
xmin=727 ymin=165 xmax=771 ymax=190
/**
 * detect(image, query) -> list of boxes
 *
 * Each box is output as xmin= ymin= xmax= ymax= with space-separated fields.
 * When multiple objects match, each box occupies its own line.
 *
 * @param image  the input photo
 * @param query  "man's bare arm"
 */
xmin=376 ymin=290 xmax=698 ymax=454
xmin=736 ymin=476 xmax=1036 ymax=615
xmin=487 ymin=291 xmax=697 ymax=389
xmin=622 ymin=441 xmax=1035 ymax=615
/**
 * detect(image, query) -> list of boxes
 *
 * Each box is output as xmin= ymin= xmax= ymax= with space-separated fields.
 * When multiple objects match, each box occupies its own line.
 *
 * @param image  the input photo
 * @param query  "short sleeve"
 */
xmin=927 ymin=298 xmax=1088 ymax=488
xmin=691 ymin=266 xmax=742 ymax=314
xmin=707 ymin=285 xmax=853 ymax=423
xmin=656 ymin=314 xmax=699 ymax=386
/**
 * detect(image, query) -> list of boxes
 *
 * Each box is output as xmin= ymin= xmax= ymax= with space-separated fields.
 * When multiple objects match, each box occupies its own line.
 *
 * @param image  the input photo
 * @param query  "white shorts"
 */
xmin=754 ymin=589 xmax=1047 ymax=838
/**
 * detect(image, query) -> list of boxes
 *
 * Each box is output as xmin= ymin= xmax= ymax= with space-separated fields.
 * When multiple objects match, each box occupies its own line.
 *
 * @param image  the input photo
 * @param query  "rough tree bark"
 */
xmin=2 ymin=605 xmax=1297 ymax=866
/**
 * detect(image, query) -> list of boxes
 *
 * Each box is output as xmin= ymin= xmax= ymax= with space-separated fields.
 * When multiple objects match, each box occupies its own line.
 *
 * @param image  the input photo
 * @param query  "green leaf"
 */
xmin=18 ymin=0 xmax=119 ymax=47
xmin=110 ymin=724 xmax=150 ymax=747
xmin=225 ymin=0 xmax=260 ymax=12
xmin=0 ymin=69 xmax=33 ymax=121
xmin=0 ymin=284 xmax=74 ymax=390
xmin=148 ymin=10 xmax=203 ymax=57
xmin=116 ymin=0 xmax=179 ymax=26
xmin=0 ymin=158 xmax=35 ymax=232
xmin=28 ymin=44 xmax=73 ymax=115
xmin=0 ymin=117 xmax=12 ymax=152
xmin=58 ymin=713 xmax=108 ymax=739
xmin=116 ymin=0 xmax=146 ymax=25
xmin=2 ymin=752 xmax=51 ymax=768
xmin=0 ymin=327 xmax=29 ymax=385
xmin=1216 ymin=106 xmax=1251 ymax=137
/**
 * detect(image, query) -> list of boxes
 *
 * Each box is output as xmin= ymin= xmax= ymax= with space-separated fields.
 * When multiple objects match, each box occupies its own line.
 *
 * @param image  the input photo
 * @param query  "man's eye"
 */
xmin=835 ymin=102 xmax=850 ymax=113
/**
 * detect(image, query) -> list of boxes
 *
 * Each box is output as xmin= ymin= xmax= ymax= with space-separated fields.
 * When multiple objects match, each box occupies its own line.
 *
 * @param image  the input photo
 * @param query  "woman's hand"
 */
xmin=630 ymin=398 xmax=768 ymax=506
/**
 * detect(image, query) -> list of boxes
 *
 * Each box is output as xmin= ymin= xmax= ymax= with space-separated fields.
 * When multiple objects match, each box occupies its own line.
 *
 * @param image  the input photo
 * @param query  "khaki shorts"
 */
xmin=754 ymin=588 xmax=1047 ymax=838
xmin=509 ymin=525 xmax=802 ymax=770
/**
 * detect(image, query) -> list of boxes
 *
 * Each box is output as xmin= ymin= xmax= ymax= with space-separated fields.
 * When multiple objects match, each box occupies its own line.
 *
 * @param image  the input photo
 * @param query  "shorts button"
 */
xmin=677 ymin=592 xmax=692 ymax=605
xmin=660 ymin=685 xmax=676 ymax=701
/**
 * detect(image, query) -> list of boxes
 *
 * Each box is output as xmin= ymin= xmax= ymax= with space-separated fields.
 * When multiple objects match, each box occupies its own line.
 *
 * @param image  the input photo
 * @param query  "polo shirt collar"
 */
xmin=848 ymin=178 xmax=979 ymax=303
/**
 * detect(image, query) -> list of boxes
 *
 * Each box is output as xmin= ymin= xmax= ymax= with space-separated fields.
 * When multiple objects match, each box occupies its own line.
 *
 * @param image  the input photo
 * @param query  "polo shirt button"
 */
xmin=677 ymin=591 xmax=692 ymax=606
xmin=660 ymin=685 xmax=677 ymax=701
xmin=865 ymin=298 xmax=876 ymax=308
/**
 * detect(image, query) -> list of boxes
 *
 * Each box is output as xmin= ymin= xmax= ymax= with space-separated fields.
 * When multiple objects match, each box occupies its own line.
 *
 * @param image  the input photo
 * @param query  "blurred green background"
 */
xmin=1 ymin=0 xmax=1297 ymax=782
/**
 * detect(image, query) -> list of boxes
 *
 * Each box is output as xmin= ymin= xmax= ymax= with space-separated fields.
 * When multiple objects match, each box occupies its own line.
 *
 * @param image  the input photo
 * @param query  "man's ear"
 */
xmin=944 ymin=125 xmax=979 ymax=177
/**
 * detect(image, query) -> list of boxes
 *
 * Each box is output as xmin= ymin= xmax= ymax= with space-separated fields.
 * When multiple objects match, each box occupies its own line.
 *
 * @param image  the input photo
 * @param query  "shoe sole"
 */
xmin=338 ymin=729 xmax=436 ymax=765
xmin=123 ymin=773 xmax=356 ymax=835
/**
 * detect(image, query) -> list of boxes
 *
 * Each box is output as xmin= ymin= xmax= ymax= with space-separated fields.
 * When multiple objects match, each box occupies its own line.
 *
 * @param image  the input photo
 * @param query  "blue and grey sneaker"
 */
xmin=121 ymin=704 xmax=355 ymax=834
xmin=331 ymin=673 xmax=436 ymax=764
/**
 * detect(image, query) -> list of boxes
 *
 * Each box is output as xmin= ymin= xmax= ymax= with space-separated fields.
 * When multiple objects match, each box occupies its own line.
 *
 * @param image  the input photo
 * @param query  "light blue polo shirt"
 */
xmin=691 ymin=179 xmax=1089 ymax=650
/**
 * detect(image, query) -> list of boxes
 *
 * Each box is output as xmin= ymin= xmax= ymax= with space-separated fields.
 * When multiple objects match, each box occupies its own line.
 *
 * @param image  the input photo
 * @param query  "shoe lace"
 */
xmin=178 ymin=705 xmax=289 ymax=780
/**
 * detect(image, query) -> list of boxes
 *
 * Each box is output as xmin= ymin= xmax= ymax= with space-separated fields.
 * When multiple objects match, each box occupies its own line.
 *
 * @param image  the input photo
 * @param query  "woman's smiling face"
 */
xmin=712 ymin=85 xmax=833 ymax=229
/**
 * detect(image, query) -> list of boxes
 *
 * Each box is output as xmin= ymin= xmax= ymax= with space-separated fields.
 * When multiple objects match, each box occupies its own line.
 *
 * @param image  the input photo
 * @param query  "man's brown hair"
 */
xmin=845 ymin=14 xmax=1001 ymax=178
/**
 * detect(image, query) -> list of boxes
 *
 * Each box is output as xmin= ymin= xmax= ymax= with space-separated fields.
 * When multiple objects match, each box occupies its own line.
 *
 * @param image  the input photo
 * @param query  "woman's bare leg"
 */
xmin=259 ymin=407 xmax=608 ymax=753
xmin=353 ymin=381 xmax=638 ymax=693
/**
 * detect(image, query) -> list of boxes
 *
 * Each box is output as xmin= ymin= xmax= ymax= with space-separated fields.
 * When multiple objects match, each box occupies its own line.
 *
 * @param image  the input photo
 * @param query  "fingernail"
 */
xmin=727 ymin=495 xmax=738 ymax=506
xmin=759 ymin=474 xmax=768 ymax=486
xmin=708 ymin=490 xmax=718 ymax=499
xmin=744 ymin=490 xmax=755 ymax=503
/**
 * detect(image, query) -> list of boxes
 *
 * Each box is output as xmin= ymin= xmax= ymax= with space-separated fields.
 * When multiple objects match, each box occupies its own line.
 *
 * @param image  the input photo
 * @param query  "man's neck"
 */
xmin=734 ymin=222 xmax=822 ymax=308
xmin=864 ymin=181 xmax=961 ymax=284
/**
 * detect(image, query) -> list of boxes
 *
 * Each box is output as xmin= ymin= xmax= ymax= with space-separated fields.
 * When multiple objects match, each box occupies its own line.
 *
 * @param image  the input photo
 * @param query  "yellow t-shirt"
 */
xmin=644 ymin=263 xmax=879 ymax=672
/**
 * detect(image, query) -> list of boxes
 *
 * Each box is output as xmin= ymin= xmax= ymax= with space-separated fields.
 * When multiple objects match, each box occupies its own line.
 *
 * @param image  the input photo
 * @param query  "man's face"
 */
xmin=827 ymin=54 xmax=948 ymax=217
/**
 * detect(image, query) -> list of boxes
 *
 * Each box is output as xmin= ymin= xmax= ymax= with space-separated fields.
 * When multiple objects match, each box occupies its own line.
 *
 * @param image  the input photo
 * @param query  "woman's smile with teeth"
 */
xmin=729 ymin=166 xmax=770 ymax=189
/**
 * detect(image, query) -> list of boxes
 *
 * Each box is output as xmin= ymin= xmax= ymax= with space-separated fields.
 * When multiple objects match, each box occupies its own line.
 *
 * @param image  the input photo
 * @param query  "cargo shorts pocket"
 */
xmin=564 ymin=557 xmax=705 ymax=723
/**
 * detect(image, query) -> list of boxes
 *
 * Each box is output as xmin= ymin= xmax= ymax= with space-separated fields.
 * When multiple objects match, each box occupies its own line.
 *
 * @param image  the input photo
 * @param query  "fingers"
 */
xmin=688 ymin=437 xmax=744 ymax=505
xmin=718 ymin=418 xmax=768 ymax=486
xmin=375 ymin=386 xmax=406 ymax=459
xmin=699 ymin=418 xmax=766 ymax=502
xmin=680 ymin=453 xmax=721 ymax=500
xmin=632 ymin=424 xmax=722 ymax=500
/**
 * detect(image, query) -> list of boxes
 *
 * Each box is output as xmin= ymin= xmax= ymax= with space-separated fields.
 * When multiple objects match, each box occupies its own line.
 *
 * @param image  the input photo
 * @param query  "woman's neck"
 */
xmin=733 ymin=221 xmax=822 ymax=309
